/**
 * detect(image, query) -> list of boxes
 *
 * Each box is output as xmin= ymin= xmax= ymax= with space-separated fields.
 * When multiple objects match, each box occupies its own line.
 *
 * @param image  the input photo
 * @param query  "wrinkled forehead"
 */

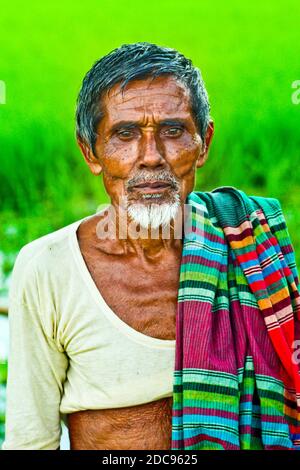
xmin=100 ymin=75 xmax=193 ymax=125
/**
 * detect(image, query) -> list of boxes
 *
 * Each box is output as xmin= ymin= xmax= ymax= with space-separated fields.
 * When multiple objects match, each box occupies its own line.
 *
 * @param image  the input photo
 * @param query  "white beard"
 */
xmin=127 ymin=193 xmax=181 ymax=230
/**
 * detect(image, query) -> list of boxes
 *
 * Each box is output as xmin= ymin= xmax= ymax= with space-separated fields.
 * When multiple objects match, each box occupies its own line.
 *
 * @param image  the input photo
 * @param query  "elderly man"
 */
xmin=3 ymin=42 xmax=300 ymax=451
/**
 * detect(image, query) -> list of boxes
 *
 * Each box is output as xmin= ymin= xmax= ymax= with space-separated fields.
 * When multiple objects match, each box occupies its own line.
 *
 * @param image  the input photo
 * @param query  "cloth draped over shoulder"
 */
xmin=171 ymin=186 xmax=300 ymax=450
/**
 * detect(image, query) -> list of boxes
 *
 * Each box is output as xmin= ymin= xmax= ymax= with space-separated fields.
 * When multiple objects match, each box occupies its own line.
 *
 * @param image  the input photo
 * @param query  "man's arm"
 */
xmin=1 ymin=247 xmax=68 ymax=450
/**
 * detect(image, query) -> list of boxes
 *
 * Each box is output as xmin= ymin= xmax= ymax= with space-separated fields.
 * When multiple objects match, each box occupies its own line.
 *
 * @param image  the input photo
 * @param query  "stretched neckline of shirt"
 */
xmin=68 ymin=215 xmax=176 ymax=350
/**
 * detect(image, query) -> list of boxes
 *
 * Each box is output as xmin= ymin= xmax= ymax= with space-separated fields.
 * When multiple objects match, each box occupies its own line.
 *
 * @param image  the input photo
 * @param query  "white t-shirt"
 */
xmin=2 ymin=216 xmax=176 ymax=450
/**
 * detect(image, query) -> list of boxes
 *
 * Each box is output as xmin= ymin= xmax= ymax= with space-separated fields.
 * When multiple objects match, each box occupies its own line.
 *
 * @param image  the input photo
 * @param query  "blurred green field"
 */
xmin=0 ymin=0 xmax=300 ymax=268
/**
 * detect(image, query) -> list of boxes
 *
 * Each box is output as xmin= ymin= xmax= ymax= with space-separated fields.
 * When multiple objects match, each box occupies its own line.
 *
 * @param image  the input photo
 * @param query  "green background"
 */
xmin=0 ymin=0 xmax=300 ymax=446
xmin=1 ymin=0 xmax=300 ymax=268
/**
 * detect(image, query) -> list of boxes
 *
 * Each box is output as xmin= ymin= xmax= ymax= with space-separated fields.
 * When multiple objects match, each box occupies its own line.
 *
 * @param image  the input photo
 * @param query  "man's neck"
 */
xmin=124 ymin=226 xmax=182 ymax=260
xmin=94 ymin=202 xmax=183 ymax=260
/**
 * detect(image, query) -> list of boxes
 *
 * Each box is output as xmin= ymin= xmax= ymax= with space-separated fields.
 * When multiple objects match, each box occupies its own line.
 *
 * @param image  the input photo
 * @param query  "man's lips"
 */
xmin=129 ymin=181 xmax=173 ymax=194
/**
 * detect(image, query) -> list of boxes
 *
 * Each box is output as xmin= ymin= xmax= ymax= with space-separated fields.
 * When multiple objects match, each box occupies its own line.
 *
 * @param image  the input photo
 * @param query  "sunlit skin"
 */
xmin=67 ymin=75 xmax=214 ymax=450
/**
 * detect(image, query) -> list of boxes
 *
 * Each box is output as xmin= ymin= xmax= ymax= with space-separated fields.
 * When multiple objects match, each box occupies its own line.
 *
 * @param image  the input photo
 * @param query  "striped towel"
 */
xmin=172 ymin=186 xmax=300 ymax=449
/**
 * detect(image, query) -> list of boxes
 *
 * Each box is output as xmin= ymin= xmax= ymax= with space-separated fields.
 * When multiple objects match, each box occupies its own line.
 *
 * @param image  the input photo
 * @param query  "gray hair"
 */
xmin=76 ymin=42 xmax=210 ymax=153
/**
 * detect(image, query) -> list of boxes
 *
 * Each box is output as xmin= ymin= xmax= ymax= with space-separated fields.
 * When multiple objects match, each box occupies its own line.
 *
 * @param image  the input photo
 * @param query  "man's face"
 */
xmin=79 ymin=75 xmax=213 ymax=225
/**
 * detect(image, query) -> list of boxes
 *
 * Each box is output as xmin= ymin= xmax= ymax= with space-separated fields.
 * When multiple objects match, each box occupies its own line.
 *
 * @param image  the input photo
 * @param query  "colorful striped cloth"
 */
xmin=172 ymin=186 xmax=300 ymax=450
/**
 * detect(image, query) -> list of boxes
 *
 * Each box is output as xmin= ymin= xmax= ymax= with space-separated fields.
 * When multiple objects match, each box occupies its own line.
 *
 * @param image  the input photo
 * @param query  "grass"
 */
xmin=1 ymin=0 xmax=300 ymax=259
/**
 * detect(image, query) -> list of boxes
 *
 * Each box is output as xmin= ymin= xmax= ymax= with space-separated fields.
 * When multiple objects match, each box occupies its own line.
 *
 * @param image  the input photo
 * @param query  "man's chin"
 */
xmin=126 ymin=193 xmax=181 ymax=230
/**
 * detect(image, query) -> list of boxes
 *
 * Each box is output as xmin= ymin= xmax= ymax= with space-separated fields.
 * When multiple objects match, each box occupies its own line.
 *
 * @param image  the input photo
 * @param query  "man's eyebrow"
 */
xmin=109 ymin=118 xmax=188 ymax=134
xmin=109 ymin=121 xmax=139 ymax=134
xmin=158 ymin=119 xmax=187 ymax=127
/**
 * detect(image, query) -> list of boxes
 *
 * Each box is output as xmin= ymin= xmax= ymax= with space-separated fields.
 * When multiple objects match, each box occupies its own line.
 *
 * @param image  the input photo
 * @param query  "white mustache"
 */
xmin=126 ymin=171 xmax=179 ymax=189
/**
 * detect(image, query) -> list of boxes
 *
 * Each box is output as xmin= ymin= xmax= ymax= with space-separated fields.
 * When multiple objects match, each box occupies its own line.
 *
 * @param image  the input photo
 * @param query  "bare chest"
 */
xmin=80 ymin=247 xmax=181 ymax=340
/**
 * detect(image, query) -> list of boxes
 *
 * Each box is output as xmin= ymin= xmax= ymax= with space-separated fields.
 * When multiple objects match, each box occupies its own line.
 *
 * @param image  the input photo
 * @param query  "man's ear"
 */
xmin=196 ymin=120 xmax=214 ymax=168
xmin=77 ymin=136 xmax=103 ymax=176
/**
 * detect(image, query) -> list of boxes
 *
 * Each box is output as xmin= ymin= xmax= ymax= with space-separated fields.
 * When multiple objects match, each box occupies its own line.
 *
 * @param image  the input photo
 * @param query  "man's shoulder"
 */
xmin=11 ymin=218 xmax=84 ymax=289
xmin=18 ymin=219 xmax=80 ymax=265
xmin=9 ymin=218 xmax=85 ymax=306
xmin=192 ymin=186 xmax=283 ymax=221
xmin=211 ymin=186 xmax=281 ymax=205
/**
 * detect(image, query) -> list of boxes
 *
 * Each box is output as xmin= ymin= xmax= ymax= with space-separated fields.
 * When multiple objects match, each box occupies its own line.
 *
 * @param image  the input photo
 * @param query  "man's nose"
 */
xmin=137 ymin=131 xmax=165 ymax=169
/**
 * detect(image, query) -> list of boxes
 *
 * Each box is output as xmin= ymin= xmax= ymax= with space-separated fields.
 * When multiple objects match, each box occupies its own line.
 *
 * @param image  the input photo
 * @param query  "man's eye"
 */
xmin=117 ymin=130 xmax=135 ymax=139
xmin=163 ymin=127 xmax=184 ymax=137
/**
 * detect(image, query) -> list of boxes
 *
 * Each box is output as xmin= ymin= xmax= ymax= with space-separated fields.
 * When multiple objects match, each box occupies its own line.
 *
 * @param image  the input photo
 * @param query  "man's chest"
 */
xmin=80 ymin=247 xmax=181 ymax=341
